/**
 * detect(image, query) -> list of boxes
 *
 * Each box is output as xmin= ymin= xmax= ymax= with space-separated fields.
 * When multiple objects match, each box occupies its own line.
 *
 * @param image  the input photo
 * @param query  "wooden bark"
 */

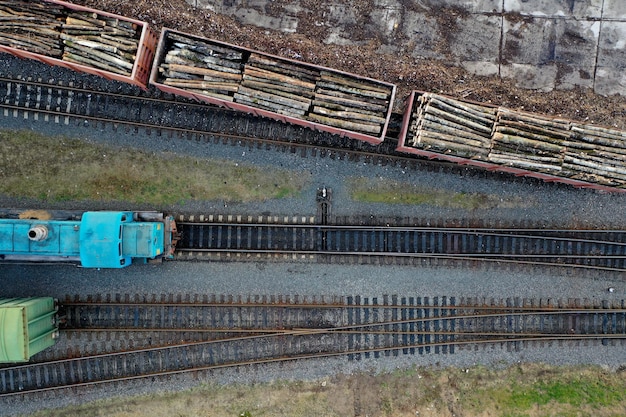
xmin=495 ymin=125 xmax=567 ymax=145
xmin=492 ymin=132 xmax=565 ymax=154
xmin=166 ymin=63 xmax=242 ymax=81
xmin=423 ymin=104 xmax=493 ymax=135
xmin=63 ymin=51 xmax=129 ymax=75
xmin=497 ymin=110 xmax=570 ymax=130
xmin=316 ymin=81 xmax=389 ymax=100
xmin=237 ymin=86 xmax=310 ymax=111
xmin=242 ymin=80 xmax=312 ymax=104
xmin=424 ymin=93 xmax=496 ymax=117
xmin=312 ymin=99 xmax=383 ymax=117
xmin=420 ymin=117 xmax=492 ymax=144
xmin=314 ymin=92 xmax=387 ymax=113
xmin=414 ymin=132 xmax=488 ymax=157
xmin=308 ymin=113 xmax=381 ymax=135
xmin=163 ymin=79 xmax=239 ymax=92
xmin=413 ymin=130 xmax=486 ymax=151
xmin=243 ymin=66 xmax=315 ymax=90
xmin=488 ymin=154 xmax=562 ymax=171
xmin=316 ymin=88 xmax=389 ymax=107
xmin=320 ymin=71 xmax=390 ymax=95
xmin=242 ymin=79 xmax=315 ymax=99
xmin=248 ymin=53 xmax=319 ymax=82
xmin=312 ymin=106 xmax=386 ymax=124
xmin=234 ymin=93 xmax=306 ymax=117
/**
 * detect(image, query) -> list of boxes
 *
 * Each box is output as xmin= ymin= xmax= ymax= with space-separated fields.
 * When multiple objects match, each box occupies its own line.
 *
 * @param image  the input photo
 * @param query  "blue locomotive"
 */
xmin=0 ymin=211 xmax=177 ymax=268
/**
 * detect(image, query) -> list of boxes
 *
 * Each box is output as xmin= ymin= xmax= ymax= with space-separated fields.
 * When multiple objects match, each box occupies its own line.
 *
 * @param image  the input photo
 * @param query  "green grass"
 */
xmin=461 ymin=365 xmax=626 ymax=417
xmin=348 ymin=177 xmax=533 ymax=209
xmin=0 ymin=129 xmax=309 ymax=205
xmin=23 ymin=364 xmax=626 ymax=417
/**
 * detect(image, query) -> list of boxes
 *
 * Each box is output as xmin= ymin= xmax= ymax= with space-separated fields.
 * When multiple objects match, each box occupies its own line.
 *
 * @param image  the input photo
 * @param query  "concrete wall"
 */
xmin=187 ymin=0 xmax=626 ymax=95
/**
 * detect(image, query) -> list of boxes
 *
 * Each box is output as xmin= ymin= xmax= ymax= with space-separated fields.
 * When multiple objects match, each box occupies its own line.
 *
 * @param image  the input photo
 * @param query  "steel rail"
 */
xmin=1 ymin=331 xmax=623 ymax=398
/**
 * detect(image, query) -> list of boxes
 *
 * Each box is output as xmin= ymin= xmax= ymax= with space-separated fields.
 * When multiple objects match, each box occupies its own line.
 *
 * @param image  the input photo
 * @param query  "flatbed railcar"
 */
xmin=0 ymin=0 xmax=156 ymax=89
xmin=397 ymin=91 xmax=626 ymax=193
xmin=0 ymin=211 xmax=177 ymax=268
xmin=0 ymin=297 xmax=58 ymax=363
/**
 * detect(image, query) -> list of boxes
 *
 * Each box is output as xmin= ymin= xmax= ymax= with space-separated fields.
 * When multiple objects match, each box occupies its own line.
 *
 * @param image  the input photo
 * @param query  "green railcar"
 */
xmin=0 ymin=297 xmax=59 ymax=363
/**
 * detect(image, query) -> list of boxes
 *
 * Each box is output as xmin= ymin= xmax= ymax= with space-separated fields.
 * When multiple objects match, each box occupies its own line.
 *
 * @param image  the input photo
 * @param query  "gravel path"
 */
xmin=1 ymin=53 xmax=626 ymax=416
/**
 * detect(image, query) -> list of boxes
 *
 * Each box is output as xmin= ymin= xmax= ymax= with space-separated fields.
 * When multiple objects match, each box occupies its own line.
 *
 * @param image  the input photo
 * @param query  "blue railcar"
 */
xmin=0 ymin=211 xmax=177 ymax=268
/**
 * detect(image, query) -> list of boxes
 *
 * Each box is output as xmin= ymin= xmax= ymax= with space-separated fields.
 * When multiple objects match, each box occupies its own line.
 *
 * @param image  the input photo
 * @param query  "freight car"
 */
xmin=0 ymin=211 xmax=177 ymax=268
xmin=0 ymin=297 xmax=58 ymax=363
xmin=150 ymin=28 xmax=395 ymax=144
xmin=2 ymin=1 xmax=626 ymax=193
xmin=0 ymin=0 xmax=156 ymax=89
xmin=397 ymin=91 xmax=626 ymax=193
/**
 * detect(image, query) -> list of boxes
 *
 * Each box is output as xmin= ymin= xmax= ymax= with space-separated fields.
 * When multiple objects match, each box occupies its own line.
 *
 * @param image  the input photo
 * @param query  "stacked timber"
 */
xmin=237 ymin=53 xmax=318 ymax=116
xmin=407 ymin=93 xmax=496 ymax=158
xmin=61 ymin=12 xmax=140 ymax=76
xmin=489 ymin=109 xmax=569 ymax=173
xmin=157 ymin=31 xmax=394 ymax=137
xmin=565 ymin=124 xmax=626 ymax=186
xmin=159 ymin=32 xmax=243 ymax=101
xmin=0 ymin=1 xmax=64 ymax=57
xmin=309 ymin=71 xmax=393 ymax=135
xmin=0 ymin=1 xmax=141 ymax=75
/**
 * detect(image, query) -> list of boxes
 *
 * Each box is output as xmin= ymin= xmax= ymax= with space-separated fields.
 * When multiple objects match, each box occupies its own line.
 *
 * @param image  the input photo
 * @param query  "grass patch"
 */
xmin=348 ymin=177 xmax=533 ymax=209
xmin=23 ymin=364 xmax=626 ymax=417
xmin=0 ymin=129 xmax=309 ymax=205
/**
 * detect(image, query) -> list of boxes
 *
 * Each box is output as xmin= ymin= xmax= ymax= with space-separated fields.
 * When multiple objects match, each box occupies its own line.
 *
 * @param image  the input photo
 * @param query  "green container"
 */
xmin=0 ymin=297 xmax=58 ymax=363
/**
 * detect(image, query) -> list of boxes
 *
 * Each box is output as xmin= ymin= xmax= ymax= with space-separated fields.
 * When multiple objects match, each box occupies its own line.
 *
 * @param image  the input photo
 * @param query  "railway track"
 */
xmin=0 ymin=74 xmax=559 ymax=191
xmin=1 ymin=294 xmax=624 ymax=396
xmin=175 ymin=222 xmax=626 ymax=271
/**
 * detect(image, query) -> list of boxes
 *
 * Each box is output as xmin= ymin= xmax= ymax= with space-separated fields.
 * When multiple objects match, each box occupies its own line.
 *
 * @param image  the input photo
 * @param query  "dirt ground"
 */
xmin=76 ymin=0 xmax=626 ymax=128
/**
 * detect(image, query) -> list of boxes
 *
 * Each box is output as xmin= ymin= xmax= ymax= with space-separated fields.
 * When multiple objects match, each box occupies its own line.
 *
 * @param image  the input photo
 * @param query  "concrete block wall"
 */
xmin=188 ymin=0 xmax=626 ymax=95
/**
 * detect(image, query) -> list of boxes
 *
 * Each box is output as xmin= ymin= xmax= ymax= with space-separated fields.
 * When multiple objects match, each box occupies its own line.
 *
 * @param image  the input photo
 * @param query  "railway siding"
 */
xmin=175 ymin=222 xmax=626 ymax=271
xmin=2 ymin=294 xmax=624 ymax=397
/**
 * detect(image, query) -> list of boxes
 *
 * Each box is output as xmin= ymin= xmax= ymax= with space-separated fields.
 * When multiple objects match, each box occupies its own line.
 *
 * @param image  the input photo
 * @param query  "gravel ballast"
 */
xmin=1 ymin=52 xmax=626 ymax=416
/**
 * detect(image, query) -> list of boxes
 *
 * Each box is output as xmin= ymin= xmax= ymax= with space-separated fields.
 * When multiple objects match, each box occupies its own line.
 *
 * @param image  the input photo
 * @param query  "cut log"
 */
xmin=423 ymin=104 xmax=493 ymax=135
xmin=420 ymin=117 xmax=492 ymax=144
xmin=493 ymin=132 xmax=565 ymax=154
xmin=247 ymin=53 xmax=319 ymax=82
xmin=313 ymin=92 xmax=387 ymax=113
xmin=308 ymin=113 xmax=381 ymax=135
xmin=244 ymin=66 xmax=315 ymax=90
xmin=234 ymin=93 xmax=306 ymax=117
xmin=311 ymin=105 xmax=386 ymax=124
xmin=316 ymin=81 xmax=389 ymax=100
xmin=237 ymin=86 xmax=310 ymax=111
xmin=242 ymin=79 xmax=314 ymax=100
xmin=320 ymin=71 xmax=390 ymax=95
xmin=241 ymin=80 xmax=312 ymax=104
xmin=167 ymin=63 xmax=242 ymax=80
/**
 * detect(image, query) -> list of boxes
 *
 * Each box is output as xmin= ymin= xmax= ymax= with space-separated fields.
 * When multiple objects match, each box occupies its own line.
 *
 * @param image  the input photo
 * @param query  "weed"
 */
xmin=0 ymin=129 xmax=310 ymax=206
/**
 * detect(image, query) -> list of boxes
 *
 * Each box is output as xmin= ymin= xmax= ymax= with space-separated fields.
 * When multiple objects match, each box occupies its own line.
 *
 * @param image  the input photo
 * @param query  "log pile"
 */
xmin=237 ymin=53 xmax=318 ymax=116
xmin=489 ymin=109 xmax=568 ymax=173
xmin=0 ymin=1 xmax=141 ymax=76
xmin=0 ymin=1 xmax=64 ymax=57
xmin=309 ymin=71 xmax=392 ymax=135
xmin=405 ymin=92 xmax=626 ymax=188
xmin=566 ymin=124 xmax=626 ymax=185
xmin=61 ymin=11 xmax=140 ymax=76
xmin=159 ymin=32 xmax=243 ymax=101
xmin=407 ymin=92 xmax=496 ymax=158
xmin=157 ymin=31 xmax=393 ymax=137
